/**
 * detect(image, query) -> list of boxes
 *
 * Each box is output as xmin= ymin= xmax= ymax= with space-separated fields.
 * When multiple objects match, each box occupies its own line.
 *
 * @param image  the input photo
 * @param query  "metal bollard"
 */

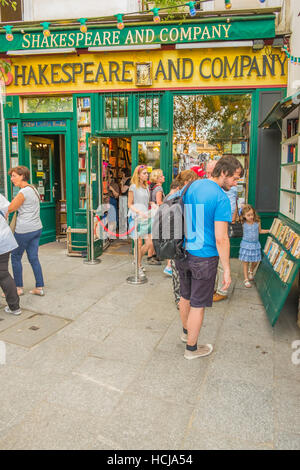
xmin=84 ymin=209 xmax=101 ymax=265
xmin=127 ymin=215 xmax=148 ymax=285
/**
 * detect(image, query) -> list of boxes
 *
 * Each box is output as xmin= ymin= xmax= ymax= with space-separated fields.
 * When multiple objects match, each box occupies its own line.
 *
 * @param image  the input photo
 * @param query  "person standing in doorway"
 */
xmin=147 ymin=169 xmax=165 ymax=266
xmin=8 ymin=166 xmax=45 ymax=296
xmin=176 ymin=156 xmax=243 ymax=360
xmin=107 ymin=170 xmax=120 ymax=238
xmin=0 ymin=193 xmax=21 ymax=315
xmin=128 ymin=165 xmax=152 ymax=278
xmin=119 ymin=168 xmax=131 ymax=237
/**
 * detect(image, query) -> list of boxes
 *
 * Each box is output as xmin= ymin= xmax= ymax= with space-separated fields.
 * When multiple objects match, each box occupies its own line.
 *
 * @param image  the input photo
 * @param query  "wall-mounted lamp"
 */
xmin=4 ymin=25 xmax=13 ymax=42
xmin=151 ymin=8 xmax=161 ymax=23
xmin=78 ymin=18 xmax=87 ymax=34
xmin=115 ymin=14 xmax=124 ymax=30
xmin=41 ymin=22 xmax=51 ymax=37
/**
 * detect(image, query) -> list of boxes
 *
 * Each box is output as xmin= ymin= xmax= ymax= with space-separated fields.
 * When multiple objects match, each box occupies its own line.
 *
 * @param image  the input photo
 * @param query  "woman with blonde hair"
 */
xmin=147 ymin=168 xmax=165 ymax=265
xmin=128 ymin=165 xmax=152 ymax=277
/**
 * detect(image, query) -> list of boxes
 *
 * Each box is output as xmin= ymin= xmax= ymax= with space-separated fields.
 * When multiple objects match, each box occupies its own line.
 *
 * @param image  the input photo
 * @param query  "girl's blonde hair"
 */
xmin=131 ymin=165 xmax=148 ymax=188
xmin=241 ymin=204 xmax=260 ymax=223
xmin=149 ymin=169 xmax=163 ymax=184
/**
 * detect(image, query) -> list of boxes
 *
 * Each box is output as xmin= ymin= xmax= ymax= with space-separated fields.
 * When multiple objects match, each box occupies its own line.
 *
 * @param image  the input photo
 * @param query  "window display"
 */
xmin=173 ymin=93 xmax=251 ymax=207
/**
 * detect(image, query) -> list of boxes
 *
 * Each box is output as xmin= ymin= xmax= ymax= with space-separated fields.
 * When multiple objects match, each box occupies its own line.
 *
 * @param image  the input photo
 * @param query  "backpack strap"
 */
xmin=179 ymin=181 xmax=195 ymax=202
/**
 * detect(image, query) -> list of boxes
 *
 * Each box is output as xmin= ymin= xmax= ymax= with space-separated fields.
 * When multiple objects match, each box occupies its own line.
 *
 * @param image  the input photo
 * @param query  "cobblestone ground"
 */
xmin=0 ymin=241 xmax=299 ymax=450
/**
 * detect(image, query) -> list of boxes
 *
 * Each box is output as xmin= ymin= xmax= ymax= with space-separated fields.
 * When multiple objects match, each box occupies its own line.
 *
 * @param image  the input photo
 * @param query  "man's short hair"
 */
xmin=211 ymin=156 xmax=244 ymax=178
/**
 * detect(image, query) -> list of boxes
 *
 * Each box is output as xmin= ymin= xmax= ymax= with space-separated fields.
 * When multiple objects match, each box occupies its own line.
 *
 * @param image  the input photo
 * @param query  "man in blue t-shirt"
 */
xmin=175 ymin=156 xmax=244 ymax=360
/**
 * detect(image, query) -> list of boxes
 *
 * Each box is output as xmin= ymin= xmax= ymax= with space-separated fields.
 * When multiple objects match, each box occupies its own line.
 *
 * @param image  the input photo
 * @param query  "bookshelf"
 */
xmin=255 ymin=101 xmax=300 ymax=326
xmin=57 ymin=199 xmax=67 ymax=237
xmin=77 ymin=97 xmax=91 ymax=209
xmin=280 ymin=106 xmax=299 ymax=221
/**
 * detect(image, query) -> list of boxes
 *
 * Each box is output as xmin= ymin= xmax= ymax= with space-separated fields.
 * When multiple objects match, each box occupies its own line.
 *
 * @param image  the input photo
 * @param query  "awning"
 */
xmin=259 ymin=91 xmax=300 ymax=129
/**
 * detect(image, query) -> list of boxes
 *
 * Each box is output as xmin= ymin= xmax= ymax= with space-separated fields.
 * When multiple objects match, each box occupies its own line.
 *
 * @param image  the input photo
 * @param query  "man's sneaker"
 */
xmin=164 ymin=266 xmax=172 ymax=277
xmin=213 ymin=293 xmax=228 ymax=302
xmin=184 ymin=344 xmax=213 ymax=360
xmin=4 ymin=306 xmax=22 ymax=316
xmin=138 ymin=267 xmax=146 ymax=278
xmin=181 ymin=331 xmax=188 ymax=343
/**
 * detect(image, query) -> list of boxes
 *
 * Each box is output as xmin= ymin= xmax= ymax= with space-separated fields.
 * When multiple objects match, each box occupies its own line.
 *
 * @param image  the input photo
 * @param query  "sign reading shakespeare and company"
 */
xmin=0 ymin=17 xmax=275 ymax=52
xmin=3 ymin=48 xmax=287 ymax=94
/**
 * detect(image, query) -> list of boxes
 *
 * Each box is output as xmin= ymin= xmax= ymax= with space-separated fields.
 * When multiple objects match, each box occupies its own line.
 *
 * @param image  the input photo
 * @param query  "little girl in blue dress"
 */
xmin=239 ymin=204 xmax=269 ymax=288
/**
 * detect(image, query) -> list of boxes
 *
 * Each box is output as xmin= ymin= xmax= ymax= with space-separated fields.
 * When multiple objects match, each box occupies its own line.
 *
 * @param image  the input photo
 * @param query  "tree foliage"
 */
xmin=173 ymin=94 xmax=251 ymax=152
xmin=0 ymin=0 xmax=17 ymax=10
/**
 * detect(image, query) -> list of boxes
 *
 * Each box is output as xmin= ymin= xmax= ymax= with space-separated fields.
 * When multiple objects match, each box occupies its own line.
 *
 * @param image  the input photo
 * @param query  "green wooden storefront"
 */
xmin=3 ymin=86 xmax=285 ymax=257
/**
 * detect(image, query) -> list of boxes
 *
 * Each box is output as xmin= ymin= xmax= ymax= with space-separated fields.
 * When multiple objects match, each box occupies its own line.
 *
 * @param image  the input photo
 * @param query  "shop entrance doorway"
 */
xmin=94 ymin=134 xmax=166 ymax=253
xmin=24 ymin=135 xmax=67 ymax=243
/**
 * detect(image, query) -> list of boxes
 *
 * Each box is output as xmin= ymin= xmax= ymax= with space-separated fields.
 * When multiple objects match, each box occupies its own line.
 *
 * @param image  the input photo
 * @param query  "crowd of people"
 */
xmin=1 ymin=158 xmax=268 ymax=360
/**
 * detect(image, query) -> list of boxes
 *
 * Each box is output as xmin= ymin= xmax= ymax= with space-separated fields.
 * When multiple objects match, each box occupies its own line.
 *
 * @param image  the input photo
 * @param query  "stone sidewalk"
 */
xmin=0 ymin=241 xmax=299 ymax=450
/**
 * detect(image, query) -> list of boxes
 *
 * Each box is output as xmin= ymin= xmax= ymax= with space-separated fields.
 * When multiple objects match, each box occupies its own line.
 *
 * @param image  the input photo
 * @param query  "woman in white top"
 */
xmin=128 ymin=165 xmax=152 ymax=277
xmin=8 ymin=166 xmax=44 ymax=296
xmin=0 ymin=193 xmax=21 ymax=315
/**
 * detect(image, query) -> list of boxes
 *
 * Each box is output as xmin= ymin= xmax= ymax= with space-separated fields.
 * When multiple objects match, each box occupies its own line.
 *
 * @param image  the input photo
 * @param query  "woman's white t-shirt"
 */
xmin=16 ymin=186 xmax=42 ymax=234
xmin=128 ymin=184 xmax=149 ymax=217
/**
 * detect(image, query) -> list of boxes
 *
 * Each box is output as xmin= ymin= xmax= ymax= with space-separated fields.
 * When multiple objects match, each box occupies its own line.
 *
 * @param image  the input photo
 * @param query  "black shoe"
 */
xmin=147 ymin=257 xmax=161 ymax=265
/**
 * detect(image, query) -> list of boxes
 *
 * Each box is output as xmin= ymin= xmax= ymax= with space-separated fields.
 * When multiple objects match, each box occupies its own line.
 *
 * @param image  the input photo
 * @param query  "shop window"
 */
xmin=173 ymin=93 xmax=252 ymax=205
xmin=22 ymin=96 xmax=73 ymax=113
xmin=104 ymin=94 xmax=128 ymax=130
xmin=138 ymin=94 xmax=161 ymax=130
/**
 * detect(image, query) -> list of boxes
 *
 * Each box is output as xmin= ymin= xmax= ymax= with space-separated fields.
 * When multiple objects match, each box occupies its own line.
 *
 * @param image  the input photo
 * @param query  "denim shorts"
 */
xmin=175 ymin=253 xmax=219 ymax=308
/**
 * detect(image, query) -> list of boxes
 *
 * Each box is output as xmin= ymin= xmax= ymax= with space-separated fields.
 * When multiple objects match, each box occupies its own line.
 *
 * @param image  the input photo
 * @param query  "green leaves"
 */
xmin=0 ymin=0 xmax=17 ymax=10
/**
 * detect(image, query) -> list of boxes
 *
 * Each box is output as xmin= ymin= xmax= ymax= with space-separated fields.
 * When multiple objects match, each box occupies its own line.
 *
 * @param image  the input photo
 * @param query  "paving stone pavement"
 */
xmin=0 ymin=241 xmax=299 ymax=450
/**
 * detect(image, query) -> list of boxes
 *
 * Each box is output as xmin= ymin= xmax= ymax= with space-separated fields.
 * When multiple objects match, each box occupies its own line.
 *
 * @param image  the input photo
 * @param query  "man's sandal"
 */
xmin=244 ymin=279 xmax=252 ymax=288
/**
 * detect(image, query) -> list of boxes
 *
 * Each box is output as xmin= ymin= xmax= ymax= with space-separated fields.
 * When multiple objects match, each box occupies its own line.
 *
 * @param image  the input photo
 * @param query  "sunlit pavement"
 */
xmin=0 ymin=241 xmax=299 ymax=450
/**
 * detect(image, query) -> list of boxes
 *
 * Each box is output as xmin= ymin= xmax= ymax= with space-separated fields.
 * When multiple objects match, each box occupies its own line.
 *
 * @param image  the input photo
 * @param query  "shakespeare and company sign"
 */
xmin=3 ymin=48 xmax=287 ymax=94
xmin=0 ymin=17 xmax=275 ymax=52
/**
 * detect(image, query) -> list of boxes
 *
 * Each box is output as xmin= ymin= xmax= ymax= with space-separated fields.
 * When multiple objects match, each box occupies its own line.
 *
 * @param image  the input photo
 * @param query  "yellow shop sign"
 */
xmin=5 ymin=48 xmax=287 ymax=94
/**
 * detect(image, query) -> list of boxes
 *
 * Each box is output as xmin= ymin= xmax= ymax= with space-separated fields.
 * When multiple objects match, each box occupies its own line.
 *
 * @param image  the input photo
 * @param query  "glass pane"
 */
xmin=23 ymin=96 xmax=73 ymax=113
xmin=138 ymin=141 xmax=161 ymax=170
xmin=138 ymin=97 xmax=159 ymax=129
xmin=29 ymin=141 xmax=51 ymax=202
xmin=105 ymin=96 xmax=128 ymax=129
xmin=173 ymin=93 xmax=251 ymax=203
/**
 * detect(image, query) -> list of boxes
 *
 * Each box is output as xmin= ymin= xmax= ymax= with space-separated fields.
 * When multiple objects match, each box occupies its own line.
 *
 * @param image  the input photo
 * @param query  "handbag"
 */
xmin=8 ymin=184 xmax=39 ymax=234
xmin=228 ymin=200 xmax=243 ymax=238
xmin=9 ymin=212 xmax=17 ymax=233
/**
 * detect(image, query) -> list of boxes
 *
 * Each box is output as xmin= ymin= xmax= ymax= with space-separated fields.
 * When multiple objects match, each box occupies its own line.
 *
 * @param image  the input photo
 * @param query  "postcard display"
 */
xmin=255 ymin=104 xmax=300 ymax=326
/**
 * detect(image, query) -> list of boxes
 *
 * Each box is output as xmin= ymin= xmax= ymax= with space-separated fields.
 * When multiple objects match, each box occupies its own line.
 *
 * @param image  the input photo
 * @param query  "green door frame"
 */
xmin=24 ymin=135 xmax=56 ymax=244
xmin=5 ymin=116 xmax=74 ymax=245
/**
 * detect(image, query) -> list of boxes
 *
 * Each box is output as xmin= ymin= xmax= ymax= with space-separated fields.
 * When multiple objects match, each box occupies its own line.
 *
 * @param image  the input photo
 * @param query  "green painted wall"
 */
xmin=3 ymin=87 xmax=286 ymax=254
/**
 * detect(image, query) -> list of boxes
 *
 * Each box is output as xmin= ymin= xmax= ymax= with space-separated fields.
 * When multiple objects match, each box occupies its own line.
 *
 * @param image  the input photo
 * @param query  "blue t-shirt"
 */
xmin=183 ymin=180 xmax=231 ymax=257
